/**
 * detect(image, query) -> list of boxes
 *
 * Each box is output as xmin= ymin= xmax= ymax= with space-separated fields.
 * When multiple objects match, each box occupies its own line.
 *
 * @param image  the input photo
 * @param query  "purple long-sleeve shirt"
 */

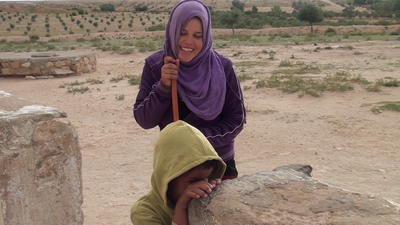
xmin=133 ymin=50 xmax=246 ymax=161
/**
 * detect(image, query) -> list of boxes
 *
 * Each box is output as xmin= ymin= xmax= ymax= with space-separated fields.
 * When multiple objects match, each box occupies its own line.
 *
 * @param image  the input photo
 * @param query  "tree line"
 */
xmin=210 ymin=0 xmax=400 ymax=34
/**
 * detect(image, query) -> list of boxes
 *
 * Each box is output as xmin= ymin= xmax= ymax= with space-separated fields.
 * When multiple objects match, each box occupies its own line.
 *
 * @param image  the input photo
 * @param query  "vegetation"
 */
xmin=296 ymin=3 xmax=324 ymax=33
xmin=1 ymin=0 xmax=400 ymax=37
xmin=99 ymin=4 xmax=115 ymax=12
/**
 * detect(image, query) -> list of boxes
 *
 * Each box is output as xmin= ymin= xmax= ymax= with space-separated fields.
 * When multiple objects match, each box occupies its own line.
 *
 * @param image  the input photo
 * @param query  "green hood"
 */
xmin=152 ymin=120 xmax=226 ymax=206
xmin=131 ymin=121 xmax=226 ymax=224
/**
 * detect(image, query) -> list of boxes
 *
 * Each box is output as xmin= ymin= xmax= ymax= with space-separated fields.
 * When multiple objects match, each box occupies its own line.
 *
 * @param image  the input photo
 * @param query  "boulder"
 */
xmin=0 ymin=91 xmax=83 ymax=225
xmin=189 ymin=164 xmax=400 ymax=225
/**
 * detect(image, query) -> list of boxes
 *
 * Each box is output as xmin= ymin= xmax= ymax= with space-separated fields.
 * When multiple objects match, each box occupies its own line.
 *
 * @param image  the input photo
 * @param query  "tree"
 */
xmin=296 ymin=3 xmax=324 ymax=33
xmin=100 ymin=4 xmax=115 ymax=12
xmin=252 ymin=5 xmax=258 ymax=13
xmin=270 ymin=5 xmax=283 ymax=17
xmin=231 ymin=0 xmax=245 ymax=11
xmin=292 ymin=0 xmax=305 ymax=12
xmin=221 ymin=7 xmax=242 ymax=35
xmin=342 ymin=5 xmax=355 ymax=18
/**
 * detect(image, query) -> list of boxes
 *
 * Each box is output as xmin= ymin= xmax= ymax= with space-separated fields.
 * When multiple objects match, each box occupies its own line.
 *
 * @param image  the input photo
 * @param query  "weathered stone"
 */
xmin=61 ymin=66 xmax=71 ymax=70
xmin=55 ymin=60 xmax=65 ymax=68
xmin=89 ymin=56 xmax=96 ymax=64
xmin=46 ymin=61 xmax=54 ymax=68
xmin=41 ymin=69 xmax=49 ymax=75
xmin=10 ymin=61 xmax=20 ymax=69
xmin=0 ymin=51 xmax=96 ymax=77
xmin=72 ymin=61 xmax=83 ymax=73
xmin=0 ymin=91 xmax=84 ymax=225
xmin=25 ymin=76 xmax=36 ymax=80
xmin=36 ymin=75 xmax=50 ymax=79
xmin=65 ymin=59 xmax=71 ymax=66
xmin=21 ymin=62 xmax=31 ymax=68
xmin=188 ymin=164 xmax=400 ymax=225
xmin=33 ymin=66 xmax=41 ymax=75
xmin=16 ymin=67 xmax=31 ymax=75
xmin=54 ymin=69 xmax=75 ymax=75
xmin=1 ymin=68 xmax=11 ymax=75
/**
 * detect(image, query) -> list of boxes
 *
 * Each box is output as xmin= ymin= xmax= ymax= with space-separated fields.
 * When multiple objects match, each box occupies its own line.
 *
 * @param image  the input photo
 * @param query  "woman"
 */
xmin=133 ymin=0 xmax=246 ymax=180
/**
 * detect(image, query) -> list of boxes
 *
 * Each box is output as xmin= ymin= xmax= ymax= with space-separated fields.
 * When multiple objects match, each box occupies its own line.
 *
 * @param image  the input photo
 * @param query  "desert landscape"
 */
xmin=1 ymin=0 xmax=400 ymax=224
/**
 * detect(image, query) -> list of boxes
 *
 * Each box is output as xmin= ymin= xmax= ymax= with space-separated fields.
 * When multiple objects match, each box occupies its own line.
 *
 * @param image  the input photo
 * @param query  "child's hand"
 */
xmin=209 ymin=178 xmax=222 ymax=188
xmin=173 ymin=179 xmax=222 ymax=225
xmin=176 ymin=179 xmax=215 ymax=209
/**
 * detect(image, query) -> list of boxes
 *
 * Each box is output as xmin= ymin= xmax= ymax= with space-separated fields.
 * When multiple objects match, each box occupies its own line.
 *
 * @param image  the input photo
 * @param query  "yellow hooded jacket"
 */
xmin=130 ymin=121 xmax=226 ymax=224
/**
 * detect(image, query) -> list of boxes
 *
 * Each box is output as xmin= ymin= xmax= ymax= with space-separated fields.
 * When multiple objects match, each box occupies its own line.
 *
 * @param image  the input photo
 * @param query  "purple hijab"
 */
xmin=163 ymin=0 xmax=226 ymax=121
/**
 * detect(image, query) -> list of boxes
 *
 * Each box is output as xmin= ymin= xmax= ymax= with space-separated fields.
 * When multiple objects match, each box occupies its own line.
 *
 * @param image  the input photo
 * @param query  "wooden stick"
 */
xmin=171 ymin=79 xmax=179 ymax=121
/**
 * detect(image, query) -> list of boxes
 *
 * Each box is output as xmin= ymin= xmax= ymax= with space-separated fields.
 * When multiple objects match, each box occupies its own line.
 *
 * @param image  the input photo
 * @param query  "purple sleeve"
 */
xmin=133 ymin=60 xmax=172 ymax=129
xmin=187 ymin=65 xmax=246 ymax=148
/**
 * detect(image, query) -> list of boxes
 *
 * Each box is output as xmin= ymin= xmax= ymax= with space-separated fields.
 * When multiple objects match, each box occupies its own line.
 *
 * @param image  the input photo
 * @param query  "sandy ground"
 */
xmin=1 ymin=39 xmax=400 ymax=224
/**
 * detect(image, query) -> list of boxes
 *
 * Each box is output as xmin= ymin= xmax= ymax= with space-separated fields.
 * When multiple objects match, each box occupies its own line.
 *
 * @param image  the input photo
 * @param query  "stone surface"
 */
xmin=0 ymin=91 xmax=84 ymax=225
xmin=188 ymin=164 xmax=400 ymax=225
xmin=0 ymin=51 xmax=96 ymax=77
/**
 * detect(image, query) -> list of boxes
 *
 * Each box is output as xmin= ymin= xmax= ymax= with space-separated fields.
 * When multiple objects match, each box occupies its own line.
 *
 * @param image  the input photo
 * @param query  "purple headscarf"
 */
xmin=164 ymin=0 xmax=226 ymax=121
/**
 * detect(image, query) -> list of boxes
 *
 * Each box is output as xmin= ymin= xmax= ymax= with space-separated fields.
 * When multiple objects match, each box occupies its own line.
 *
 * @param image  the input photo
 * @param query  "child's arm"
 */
xmin=172 ymin=179 xmax=221 ymax=225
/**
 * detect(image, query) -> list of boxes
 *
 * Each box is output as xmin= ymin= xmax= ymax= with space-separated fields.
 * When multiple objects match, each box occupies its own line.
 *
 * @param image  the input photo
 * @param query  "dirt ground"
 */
xmin=1 ymin=36 xmax=400 ymax=224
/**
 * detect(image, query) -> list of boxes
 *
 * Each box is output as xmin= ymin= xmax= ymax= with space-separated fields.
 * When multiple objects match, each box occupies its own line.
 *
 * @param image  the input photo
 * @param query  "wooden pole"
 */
xmin=171 ymin=79 xmax=179 ymax=121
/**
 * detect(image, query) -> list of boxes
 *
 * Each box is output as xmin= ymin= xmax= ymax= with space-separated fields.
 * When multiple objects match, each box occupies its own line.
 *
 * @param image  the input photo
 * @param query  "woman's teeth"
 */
xmin=181 ymin=47 xmax=193 ymax=52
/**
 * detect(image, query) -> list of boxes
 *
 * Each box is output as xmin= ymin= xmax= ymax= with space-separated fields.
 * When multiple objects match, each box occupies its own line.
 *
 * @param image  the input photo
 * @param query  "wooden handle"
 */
xmin=171 ymin=79 xmax=179 ymax=121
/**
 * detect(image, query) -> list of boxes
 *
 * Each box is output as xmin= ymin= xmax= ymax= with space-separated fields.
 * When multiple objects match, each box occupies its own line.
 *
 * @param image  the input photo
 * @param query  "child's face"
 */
xmin=177 ymin=17 xmax=203 ymax=63
xmin=167 ymin=166 xmax=213 ymax=204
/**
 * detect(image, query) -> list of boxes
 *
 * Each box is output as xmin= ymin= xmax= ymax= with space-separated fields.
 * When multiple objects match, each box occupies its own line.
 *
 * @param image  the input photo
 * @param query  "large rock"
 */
xmin=189 ymin=164 xmax=400 ymax=225
xmin=0 ymin=91 xmax=83 ymax=225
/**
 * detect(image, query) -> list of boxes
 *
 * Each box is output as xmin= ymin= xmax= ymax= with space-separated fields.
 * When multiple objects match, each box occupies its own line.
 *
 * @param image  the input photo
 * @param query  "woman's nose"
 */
xmin=183 ymin=36 xmax=193 ymax=43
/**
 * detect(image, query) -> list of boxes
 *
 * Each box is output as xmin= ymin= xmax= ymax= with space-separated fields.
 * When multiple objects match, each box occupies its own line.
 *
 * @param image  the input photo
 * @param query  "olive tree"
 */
xmin=221 ymin=7 xmax=242 ymax=35
xmin=296 ymin=3 xmax=324 ymax=33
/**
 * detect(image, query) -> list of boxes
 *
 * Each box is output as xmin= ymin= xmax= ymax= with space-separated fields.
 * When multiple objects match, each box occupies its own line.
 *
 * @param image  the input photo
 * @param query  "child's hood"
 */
xmin=151 ymin=120 xmax=226 ymax=206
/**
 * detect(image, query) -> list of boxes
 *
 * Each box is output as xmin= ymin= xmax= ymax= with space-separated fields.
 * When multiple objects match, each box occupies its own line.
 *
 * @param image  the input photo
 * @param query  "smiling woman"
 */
xmin=132 ymin=0 xmax=246 ymax=223
xmin=133 ymin=0 xmax=246 ymax=181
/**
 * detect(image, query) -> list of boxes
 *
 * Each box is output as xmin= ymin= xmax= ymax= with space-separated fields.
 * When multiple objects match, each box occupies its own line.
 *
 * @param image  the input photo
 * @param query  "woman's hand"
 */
xmin=161 ymin=56 xmax=180 ymax=87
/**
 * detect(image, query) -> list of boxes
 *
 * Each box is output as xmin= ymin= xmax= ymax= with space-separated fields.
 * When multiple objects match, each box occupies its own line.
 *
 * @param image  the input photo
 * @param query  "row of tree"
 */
xmin=211 ymin=0 xmax=400 ymax=34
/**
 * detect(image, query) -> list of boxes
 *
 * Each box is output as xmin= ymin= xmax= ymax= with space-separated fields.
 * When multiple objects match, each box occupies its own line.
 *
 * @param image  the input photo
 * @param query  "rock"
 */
xmin=54 ymin=68 xmax=75 ymax=75
xmin=25 ymin=75 xmax=36 ymax=80
xmin=188 ymin=164 xmax=399 ymax=225
xmin=0 ymin=91 xmax=84 ymax=225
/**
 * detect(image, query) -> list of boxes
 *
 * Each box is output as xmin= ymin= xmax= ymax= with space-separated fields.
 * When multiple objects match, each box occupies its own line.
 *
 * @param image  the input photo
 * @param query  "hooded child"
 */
xmin=130 ymin=120 xmax=226 ymax=225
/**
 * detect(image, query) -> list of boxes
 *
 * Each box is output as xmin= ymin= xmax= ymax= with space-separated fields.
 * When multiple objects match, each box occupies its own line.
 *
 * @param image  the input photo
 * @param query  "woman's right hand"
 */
xmin=161 ymin=56 xmax=180 ymax=87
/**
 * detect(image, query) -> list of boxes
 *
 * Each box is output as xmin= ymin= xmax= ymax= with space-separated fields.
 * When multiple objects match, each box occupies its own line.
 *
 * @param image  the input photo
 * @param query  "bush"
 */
xmin=324 ymin=27 xmax=336 ymax=35
xmin=100 ymin=4 xmax=115 ymax=12
xmin=145 ymin=23 xmax=166 ymax=31
xmin=135 ymin=5 xmax=148 ymax=12
xmin=29 ymin=34 xmax=39 ymax=42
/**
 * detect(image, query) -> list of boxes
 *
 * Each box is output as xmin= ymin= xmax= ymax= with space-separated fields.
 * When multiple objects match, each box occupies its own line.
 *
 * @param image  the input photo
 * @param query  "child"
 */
xmin=130 ymin=121 xmax=226 ymax=225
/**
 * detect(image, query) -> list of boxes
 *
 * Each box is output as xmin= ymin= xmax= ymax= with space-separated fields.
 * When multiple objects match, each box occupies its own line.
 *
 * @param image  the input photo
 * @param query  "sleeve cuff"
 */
xmin=155 ymin=80 xmax=171 ymax=98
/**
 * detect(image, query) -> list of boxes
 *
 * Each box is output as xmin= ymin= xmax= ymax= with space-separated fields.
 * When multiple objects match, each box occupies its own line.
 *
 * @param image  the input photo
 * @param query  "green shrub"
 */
xmin=324 ymin=27 xmax=336 ymax=35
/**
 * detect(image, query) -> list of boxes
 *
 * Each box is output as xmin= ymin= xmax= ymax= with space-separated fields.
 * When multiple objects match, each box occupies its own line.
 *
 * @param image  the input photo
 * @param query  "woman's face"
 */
xmin=178 ymin=17 xmax=203 ymax=63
